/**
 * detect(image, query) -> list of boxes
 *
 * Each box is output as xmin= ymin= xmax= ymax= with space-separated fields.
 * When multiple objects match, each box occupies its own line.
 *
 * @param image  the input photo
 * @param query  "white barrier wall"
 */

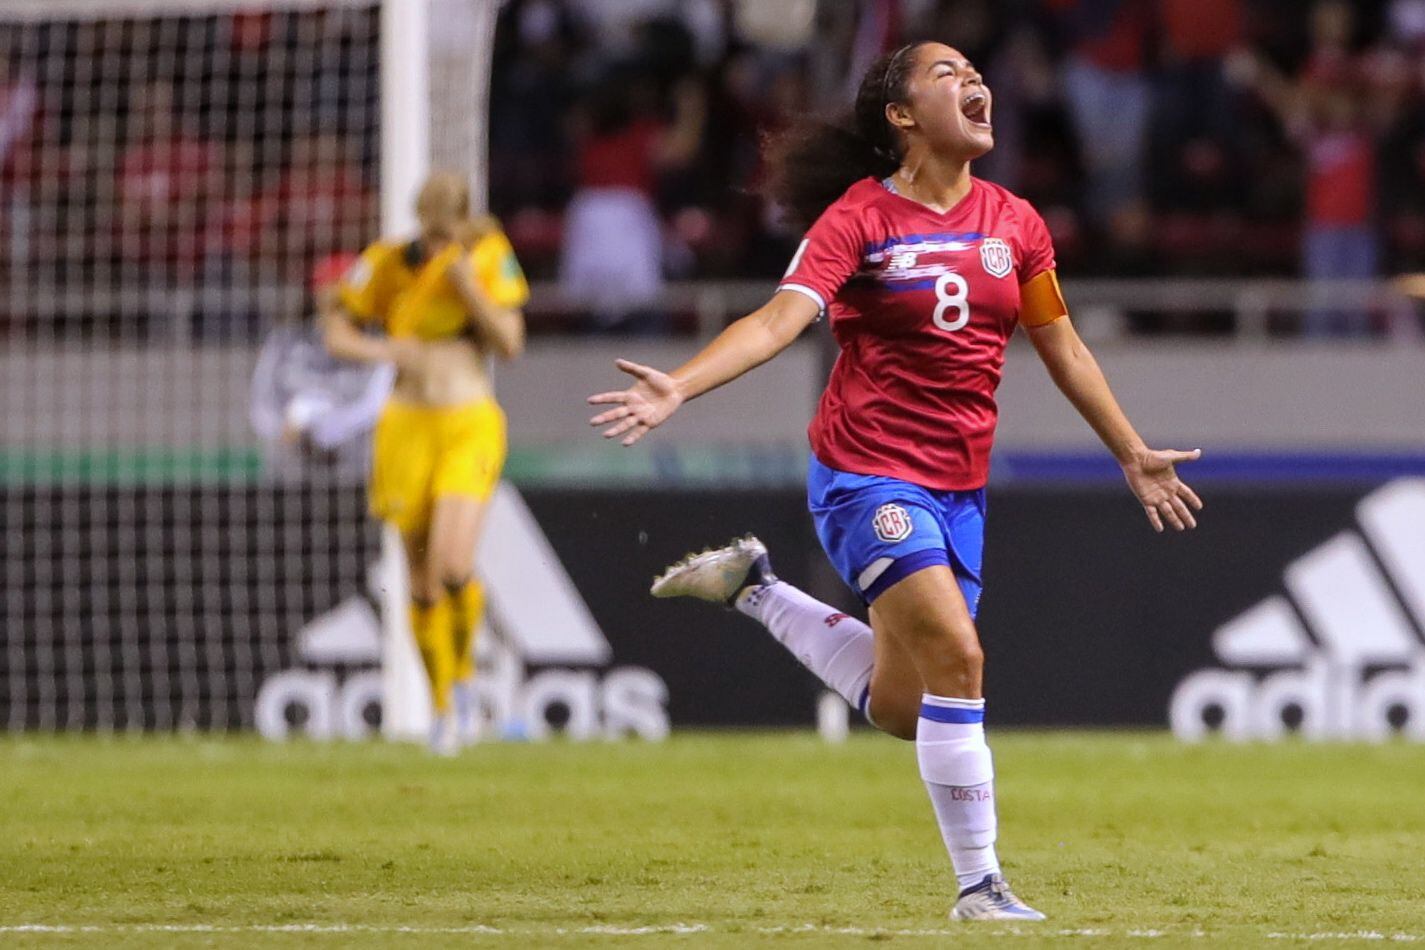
xmin=2 ymin=340 xmax=1422 ymax=453
xmin=993 ymin=341 xmax=1425 ymax=451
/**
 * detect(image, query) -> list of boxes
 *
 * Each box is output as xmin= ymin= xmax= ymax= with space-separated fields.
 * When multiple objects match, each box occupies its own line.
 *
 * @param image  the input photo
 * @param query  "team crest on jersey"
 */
xmin=872 ymin=503 xmax=914 ymax=543
xmin=979 ymin=237 xmax=1013 ymax=279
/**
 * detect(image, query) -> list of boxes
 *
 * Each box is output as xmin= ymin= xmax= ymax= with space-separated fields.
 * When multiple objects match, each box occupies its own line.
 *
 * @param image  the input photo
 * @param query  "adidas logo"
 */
xmin=1171 ymin=479 xmax=1425 ymax=742
xmin=255 ymin=484 xmax=671 ymax=742
xmin=254 ymin=593 xmax=385 ymax=741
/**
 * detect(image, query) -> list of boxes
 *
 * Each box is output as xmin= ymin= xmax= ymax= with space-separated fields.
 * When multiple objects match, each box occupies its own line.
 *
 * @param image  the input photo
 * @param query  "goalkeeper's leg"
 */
xmin=429 ymin=495 xmax=491 ymax=743
xmin=450 ymin=580 xmax=484 ymax=682
xmin=403 ymin=531 xmax=457 ymax=754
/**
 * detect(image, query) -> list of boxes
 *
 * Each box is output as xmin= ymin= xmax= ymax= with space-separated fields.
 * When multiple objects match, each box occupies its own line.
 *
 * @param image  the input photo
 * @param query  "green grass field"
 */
xmin=3 ymin=732 xmax=1424 ymax=948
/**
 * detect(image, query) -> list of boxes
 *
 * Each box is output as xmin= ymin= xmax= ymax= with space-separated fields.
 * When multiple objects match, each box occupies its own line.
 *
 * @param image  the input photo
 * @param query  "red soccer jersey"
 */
xmin=780 ymin=176 xmax=1056 ymax=490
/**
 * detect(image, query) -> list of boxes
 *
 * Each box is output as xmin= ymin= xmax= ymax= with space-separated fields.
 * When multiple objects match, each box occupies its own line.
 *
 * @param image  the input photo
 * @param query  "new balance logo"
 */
xmin=1171 ymin=479 xmax=1425 ymax=742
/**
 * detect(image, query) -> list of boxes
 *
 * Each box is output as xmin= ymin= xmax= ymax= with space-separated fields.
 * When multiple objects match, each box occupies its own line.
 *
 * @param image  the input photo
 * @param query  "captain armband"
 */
xmin=1019 ymin=269 xmax=1068 ymax=328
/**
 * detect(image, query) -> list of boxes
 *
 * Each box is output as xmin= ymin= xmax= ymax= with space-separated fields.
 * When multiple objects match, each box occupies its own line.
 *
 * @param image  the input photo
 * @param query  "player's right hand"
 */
xmin=587 ymin=359 xmax=684 ymax=446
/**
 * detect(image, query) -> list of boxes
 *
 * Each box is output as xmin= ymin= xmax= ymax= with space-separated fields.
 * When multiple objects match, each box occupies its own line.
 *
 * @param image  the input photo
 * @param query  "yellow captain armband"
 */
xmin=1019 ymin=269 xmax=1068 ymax=328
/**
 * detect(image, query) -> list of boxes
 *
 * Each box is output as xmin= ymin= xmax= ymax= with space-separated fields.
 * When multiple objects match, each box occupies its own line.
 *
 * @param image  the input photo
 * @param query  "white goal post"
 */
xmin=375 ymin=0 xmax=502 ymax=741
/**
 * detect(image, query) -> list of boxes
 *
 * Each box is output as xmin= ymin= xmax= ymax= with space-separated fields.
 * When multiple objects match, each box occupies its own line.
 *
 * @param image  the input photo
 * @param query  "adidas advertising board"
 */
xmin=457 ymin=481 xmax=1425 ymax=739
xmin=256 ymin=484 xmax=672 ymax=742
xmin=255 ymin=485 xmax=830 ymax=739
xmin=7 ymin=477 xmax=1425 ymax=737
xmin=1171 ymin=480 xmax=1425 ymax=742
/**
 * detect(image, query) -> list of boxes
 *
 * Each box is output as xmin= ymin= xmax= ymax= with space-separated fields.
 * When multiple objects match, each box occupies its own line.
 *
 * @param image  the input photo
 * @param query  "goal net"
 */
xmin=0 ymin=0 xmax=497 ymax=734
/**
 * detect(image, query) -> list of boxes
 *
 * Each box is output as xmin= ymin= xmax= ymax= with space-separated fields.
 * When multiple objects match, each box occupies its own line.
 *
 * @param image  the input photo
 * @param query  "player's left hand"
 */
xmin=1122 ymin=448 xmax=1203 ymax=533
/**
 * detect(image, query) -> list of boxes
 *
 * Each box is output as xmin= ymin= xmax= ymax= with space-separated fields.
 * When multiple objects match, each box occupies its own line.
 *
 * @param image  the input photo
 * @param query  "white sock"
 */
xmin=735 ymin=581 xmax=874 ymax=716
xmin=916 ymin=694 xmax=1002 ymax=891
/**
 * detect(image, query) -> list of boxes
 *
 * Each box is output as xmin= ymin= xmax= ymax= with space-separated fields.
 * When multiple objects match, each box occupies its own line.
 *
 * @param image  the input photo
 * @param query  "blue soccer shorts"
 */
xmin=807 ymin=455 xmax=986 ymax=615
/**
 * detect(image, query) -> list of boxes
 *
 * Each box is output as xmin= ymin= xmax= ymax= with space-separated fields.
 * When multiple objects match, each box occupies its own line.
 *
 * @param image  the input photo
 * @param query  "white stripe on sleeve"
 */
xmin=778 ymin=283 xmax=827 ymax=312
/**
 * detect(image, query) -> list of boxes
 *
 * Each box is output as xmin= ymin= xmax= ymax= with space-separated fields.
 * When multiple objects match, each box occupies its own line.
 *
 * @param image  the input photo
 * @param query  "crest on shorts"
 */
xmin=872 ymin=503 xmax=913 ymax=543
xmin=979 ymin=237 xmax=1013 ymax=279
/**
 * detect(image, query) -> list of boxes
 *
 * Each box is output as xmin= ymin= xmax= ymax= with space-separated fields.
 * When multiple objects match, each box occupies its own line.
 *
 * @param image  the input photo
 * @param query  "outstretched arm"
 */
xmin=587 ymin=289 xmax=821 ymax=446
xmin=1026 ymin=314 xmax=1203 ymax=532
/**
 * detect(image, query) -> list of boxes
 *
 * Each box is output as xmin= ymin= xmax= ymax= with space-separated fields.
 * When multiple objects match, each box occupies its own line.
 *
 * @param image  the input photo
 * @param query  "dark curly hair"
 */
xmin=764 ymin=42 xmax=926 ymax=232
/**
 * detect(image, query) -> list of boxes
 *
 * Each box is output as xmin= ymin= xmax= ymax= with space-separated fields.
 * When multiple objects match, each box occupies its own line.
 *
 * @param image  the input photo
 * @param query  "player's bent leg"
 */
xmin=402 ymin=531 xmax=445 ymax=694
xmin=429 ymin=495 xmax=491 ymax=745
xmin=871 ymin=565 xmax=1044 ymax=921
xmin=447 ymin=578 xmax=485 ymax=744
xmin=428 ymin=494 xmax=484 ymax=591
xmin=450 ymin=581 xmax=485 ymax=682
xmin=869 ymin=565 xmax=982 ymax=697
xmin=429 ymin=494 xmax=489 ymax=664
xmin=402 ymin=527 xmax=439 ymax=604
xmin=652 ymin=536 xmax=877 ymax=722
xmin=403 ymin=530 xmax=458 ymax=755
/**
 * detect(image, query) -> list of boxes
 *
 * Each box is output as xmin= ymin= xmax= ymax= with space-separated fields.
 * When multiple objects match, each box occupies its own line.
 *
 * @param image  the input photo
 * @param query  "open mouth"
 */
xmin=961 ymin=91 xmax=991 ymax=129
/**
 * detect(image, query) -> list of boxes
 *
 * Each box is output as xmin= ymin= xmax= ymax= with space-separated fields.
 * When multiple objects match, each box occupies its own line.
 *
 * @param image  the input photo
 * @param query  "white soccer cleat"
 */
xmin=452 ymin=680 xmax=481 ymax=746
xmin=650 ymin=535 xmax=778 ymax=605
xmin=950 ymin=874 xmax=1046 ymax=921
xmin=429 ymin=712 xmax=459 ymax=757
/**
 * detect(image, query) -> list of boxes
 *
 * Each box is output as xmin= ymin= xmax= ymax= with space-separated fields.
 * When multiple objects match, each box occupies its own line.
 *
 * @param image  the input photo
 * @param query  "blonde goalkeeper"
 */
xmin=323 ymin=172 xmax=527 ymax=753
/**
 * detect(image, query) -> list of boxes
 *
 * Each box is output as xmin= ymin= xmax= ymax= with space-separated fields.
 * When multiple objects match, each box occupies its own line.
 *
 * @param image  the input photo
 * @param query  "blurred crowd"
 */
xmin=0 ymin=9 xmax=379 ymax=335
xmin=491 ymin=0 xmax=1425 ymax=335
xmin=4 ymin=1 xmax=1425 ymax=338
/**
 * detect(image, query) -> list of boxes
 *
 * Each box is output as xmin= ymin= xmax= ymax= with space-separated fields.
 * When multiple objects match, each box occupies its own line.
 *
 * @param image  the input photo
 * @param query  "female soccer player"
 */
xmin=588 ymin=42 xmax=1201 ymax=920
xmin=324 ymin=172 xmax=527 ymax=755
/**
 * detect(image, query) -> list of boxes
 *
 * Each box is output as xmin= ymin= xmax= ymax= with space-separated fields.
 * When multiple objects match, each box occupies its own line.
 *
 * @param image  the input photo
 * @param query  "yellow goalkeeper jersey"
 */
xmin=339 ymin=225 xmax=529 ymax=341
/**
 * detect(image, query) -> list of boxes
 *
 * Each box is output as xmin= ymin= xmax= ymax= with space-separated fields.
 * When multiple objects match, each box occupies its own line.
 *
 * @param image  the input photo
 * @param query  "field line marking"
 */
xmin=3 ymin=923 xmax=1423 ymax=941
xmin=1268 ymin=934 xmax=1423 ymax=943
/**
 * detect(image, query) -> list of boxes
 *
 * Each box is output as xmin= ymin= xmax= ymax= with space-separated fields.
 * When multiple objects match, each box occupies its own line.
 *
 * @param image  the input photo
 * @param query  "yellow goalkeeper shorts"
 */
xmin=369 ymin=398 xmax=506 ymax=535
